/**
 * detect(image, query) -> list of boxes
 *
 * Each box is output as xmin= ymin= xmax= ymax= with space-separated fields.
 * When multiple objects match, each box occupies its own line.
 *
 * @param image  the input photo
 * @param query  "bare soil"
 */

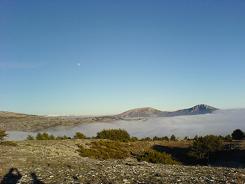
xmin=0 ymin=140 xmax=244 ymax=184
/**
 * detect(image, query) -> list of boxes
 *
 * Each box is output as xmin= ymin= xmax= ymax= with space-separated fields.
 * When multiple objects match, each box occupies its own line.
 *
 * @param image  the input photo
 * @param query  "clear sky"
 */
xmin=0 ymin=0 xmax=245 ymax=115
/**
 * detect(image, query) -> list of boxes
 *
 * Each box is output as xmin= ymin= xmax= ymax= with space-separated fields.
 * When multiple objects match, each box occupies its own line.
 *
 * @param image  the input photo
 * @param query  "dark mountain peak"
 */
xmin=189 ymin=104 xmax=218 ymax=113
xmin=169 ymin=104 xmax=218 ymax=116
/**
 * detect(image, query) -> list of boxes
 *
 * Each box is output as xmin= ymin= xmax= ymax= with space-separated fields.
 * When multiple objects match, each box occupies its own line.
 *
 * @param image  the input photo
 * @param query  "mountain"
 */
xmin=0 ymin=111 xmax=121 ymax=132
xmin=0 ymin=111 xmax=35 ymax=118
xmin=165 ymin=104 xmax=218 ymax=117
xmin=118 ymin=104 xmax=218 ymax=118
xmin=0 ymin=104 xmax=218 ymax=131
xmin=117 ymin=107 xmax=163 ymax=118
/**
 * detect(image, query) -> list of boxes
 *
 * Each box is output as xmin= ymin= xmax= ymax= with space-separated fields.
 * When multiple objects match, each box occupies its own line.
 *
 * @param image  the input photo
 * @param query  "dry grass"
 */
xmin=0 ymin=141 xmax=18 ymax=146
xmin=136 ymin=150 xmax=180 ymax=165
xmin=0 ymin=112 xmax=122 ymax=131
xmin=77 ymin=140 xmax=131 ymax=160
xmin=77 ymin=140 xmax=181 ymax=164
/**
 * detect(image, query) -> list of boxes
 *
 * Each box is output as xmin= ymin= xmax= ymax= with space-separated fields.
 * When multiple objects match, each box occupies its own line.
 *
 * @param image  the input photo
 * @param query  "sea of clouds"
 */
xmin=7 ymin=109 xmax=245 ymax=140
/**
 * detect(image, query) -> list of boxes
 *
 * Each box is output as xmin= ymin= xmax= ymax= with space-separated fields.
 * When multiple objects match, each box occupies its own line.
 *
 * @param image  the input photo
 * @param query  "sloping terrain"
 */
xmin=0 ymin=112 xmax=121 ymax=132
xmin=118 ymin=104 xmax=218 ymax=118
xmin=0 ymin=105 xmax=218 ymax=132
xmin=117 ymin=107 xmax=164 ymax=118
xmin=0 ymin=140 xmax=244 ymax=184
xmin=0 ymin=111 xmax=82 ymax=131
xmin=167 ymin=104 xmax=218 ymax=117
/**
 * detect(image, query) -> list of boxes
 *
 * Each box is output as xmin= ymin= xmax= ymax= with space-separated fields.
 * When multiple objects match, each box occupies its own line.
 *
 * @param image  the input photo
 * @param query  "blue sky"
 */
xmin=0 ymin=0 xmax=245 ymax=115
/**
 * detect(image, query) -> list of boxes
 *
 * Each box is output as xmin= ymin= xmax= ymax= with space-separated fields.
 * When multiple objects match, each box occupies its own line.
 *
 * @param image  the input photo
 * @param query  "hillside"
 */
xmin=0 ymin=112 xmax=121 ymax=132
xmin=117 ymin=107 xmax=164 ymax=118
xmin=0 ymin=105 xmax=218 ymax=132
xmin=166 ymin=104 xmax=218 ymax=117
xmin=0 ymin=139 xmax=244 ymax=183
xmin=118 ymin=104 xmax=218 ymax=118
xmin=0 ymin=111 xmax=80 ymax=131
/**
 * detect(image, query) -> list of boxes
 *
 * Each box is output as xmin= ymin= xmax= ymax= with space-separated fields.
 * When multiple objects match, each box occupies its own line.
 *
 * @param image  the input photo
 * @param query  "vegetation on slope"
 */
xmin=96 ymin=129 xmax=130 ymax=141
xmin=136 ymin=150 xmax=179 ymax=165
xmin=21 ymin=128 xmax=245 ymax=166
xmin=188 ymin=135 xmax=223 ymax=161
xmin=77 ymin=140 xmax=131 ymax=160
xmin=0 ymin=129 xmax=17 ymax=146
xmin=232 ymin=129 xmax=245 ymax=140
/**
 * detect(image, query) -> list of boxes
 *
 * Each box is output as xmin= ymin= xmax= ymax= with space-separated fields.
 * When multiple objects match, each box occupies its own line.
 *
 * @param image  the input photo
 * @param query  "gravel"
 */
xmin=0 ymin=140 xmax=244 ymax=184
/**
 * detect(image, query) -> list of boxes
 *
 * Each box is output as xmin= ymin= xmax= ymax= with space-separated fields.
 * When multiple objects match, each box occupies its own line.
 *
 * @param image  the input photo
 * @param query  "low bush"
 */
xmin=184 ymin=136 xmax=190 ymax=141
xmin=27 ymin=133 xmax=72 ymax=140
xmin=77 ymin=140 xmax=131 ymax=160
xmin=0 ymin=129 xmax=7 ymax=141
xmin=73 ymin=132 xmax=86 ymax=139
xmin=224 ymin=135 xmax=232 ymax=141
xmin=96 ymin=129 xmax=130 ymax=141
xmin=189 ymin=135 xmax=223 ymax=161
xmin=140 ymin=137 xmax=152 ymax=141
xmin=232 ymin=129 xmax=244 ymax=140
xmin=136 ymin=150 xmax=179 ymax=165
xmin=36 ymin=133 xmax=55 ymax=140
xmin=27 ymin=135 xmax=35 ymax=140
xmin=130 ymin=137 xmax=138 ymax=142
xmin=170 ymin=134 xmax=176 ymax=141
xmin=153 ymin=136 xmax=169 ymax=141
xmin=77 ymin=140 xmax=179 ymax=165
xmin=0 ymin=141 xmax=18 ymax=146
xmin=56 ymin=135 xmax=71 ymax=140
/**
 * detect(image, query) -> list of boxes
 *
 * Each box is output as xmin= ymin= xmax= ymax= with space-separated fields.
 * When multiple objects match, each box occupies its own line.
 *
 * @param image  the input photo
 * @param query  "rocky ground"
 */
xmin=0 ymin=140 xmax=244 ymax=184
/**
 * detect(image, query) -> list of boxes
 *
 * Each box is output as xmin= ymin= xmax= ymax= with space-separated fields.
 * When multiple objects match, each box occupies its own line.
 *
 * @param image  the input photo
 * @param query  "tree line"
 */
xmin=0 ymin=128 xmax=244 ymax=142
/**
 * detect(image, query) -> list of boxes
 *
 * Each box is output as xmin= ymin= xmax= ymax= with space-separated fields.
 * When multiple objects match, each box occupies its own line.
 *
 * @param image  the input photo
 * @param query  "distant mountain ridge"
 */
xmin=117 ymin=107 xmax=163 ymax=118
xmin=0 ymin=104 xmax=218 ymax=131
xmin=117 ymin=104 xmax=218 ymax=118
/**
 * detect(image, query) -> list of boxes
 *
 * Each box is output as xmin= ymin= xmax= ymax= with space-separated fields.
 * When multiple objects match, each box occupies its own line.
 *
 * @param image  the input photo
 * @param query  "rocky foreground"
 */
xmin=0 ymin=140 xmax=244 ymax=184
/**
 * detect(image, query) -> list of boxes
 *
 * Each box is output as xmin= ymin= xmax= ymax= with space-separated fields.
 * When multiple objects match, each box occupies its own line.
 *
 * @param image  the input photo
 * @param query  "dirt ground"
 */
xmin=0 ymin=140 xmax=244 ymax=184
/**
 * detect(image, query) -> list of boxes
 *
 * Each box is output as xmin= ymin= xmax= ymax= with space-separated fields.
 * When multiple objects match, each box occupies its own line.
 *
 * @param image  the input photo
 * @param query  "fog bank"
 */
xmin=7 ymin=109 xmax=245 ymax=140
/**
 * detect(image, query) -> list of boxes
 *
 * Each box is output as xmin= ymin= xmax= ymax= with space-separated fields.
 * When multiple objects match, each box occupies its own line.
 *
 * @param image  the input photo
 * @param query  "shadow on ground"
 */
xmin=0 ymin=168 xmax=22 ymax=184
xmin=152 ymin=144 xmax=245 ymax=168
xmin=0 ymin=168 xmax=44 ymax=184
xmin=152 ymin=145 xmax=193 ymax=165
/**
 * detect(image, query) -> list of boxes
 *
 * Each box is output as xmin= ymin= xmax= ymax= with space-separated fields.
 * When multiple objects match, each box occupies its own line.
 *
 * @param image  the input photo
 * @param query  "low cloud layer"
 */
xmin=7 ymin=109 xmax=245 ymax=140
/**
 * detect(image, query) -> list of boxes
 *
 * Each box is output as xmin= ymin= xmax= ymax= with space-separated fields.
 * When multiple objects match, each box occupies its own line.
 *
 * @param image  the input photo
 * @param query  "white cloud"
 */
xmin=7 ymin=109 xmax=245 ymax=140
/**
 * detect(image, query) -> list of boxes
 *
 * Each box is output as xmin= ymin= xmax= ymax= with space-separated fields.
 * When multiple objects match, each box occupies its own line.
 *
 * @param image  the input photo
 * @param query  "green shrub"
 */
xmin=232 ymin=129 xmax=244 ymax=140
xmin=153 ymin=136 xmax=161 ymax=141
xmin=130 ymin=137 xmax=138 ymax=142
xmin=56 ymin=135 xmax=70 ymax=140
xmin=77 ymin=140 xmax=131 ymax=160
xmin=162 ymin=136 xmax=169 ymax=141
xmin=0 ymin=129 xmax=16 ymax=146
xmin=184 ymin=136 xmax=190 ymax=141
xmin=136 ymin=150 xmax=179 ymax=165
xmin=140 ymin=137 xmax=152 ymax=141
xmin=170 ymin=134 xmax=176 ymax=141
xmin=224 ymin=135 xmax=232 ymax=141
xmin=0 ymin=129 xmax=7 ymax=141
xmin=189 ymin=135 xmax=223 ymax=161
xmin=26 ymin=135 xmax=35 ymax=140
xmin=96 ymin=129 xmax=130 ymax=141
xmin=0 ymin=141 xmax=17 ymax=146
xmin=29 ymin=133 xmax=71 ymax=140
xmin=74 ymin=132 xmax=86 ymax=139
xmin=153 ymin=136 xmax=169 ymax=141
xmin=36 ymin=133 xmax=55 ymax=140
